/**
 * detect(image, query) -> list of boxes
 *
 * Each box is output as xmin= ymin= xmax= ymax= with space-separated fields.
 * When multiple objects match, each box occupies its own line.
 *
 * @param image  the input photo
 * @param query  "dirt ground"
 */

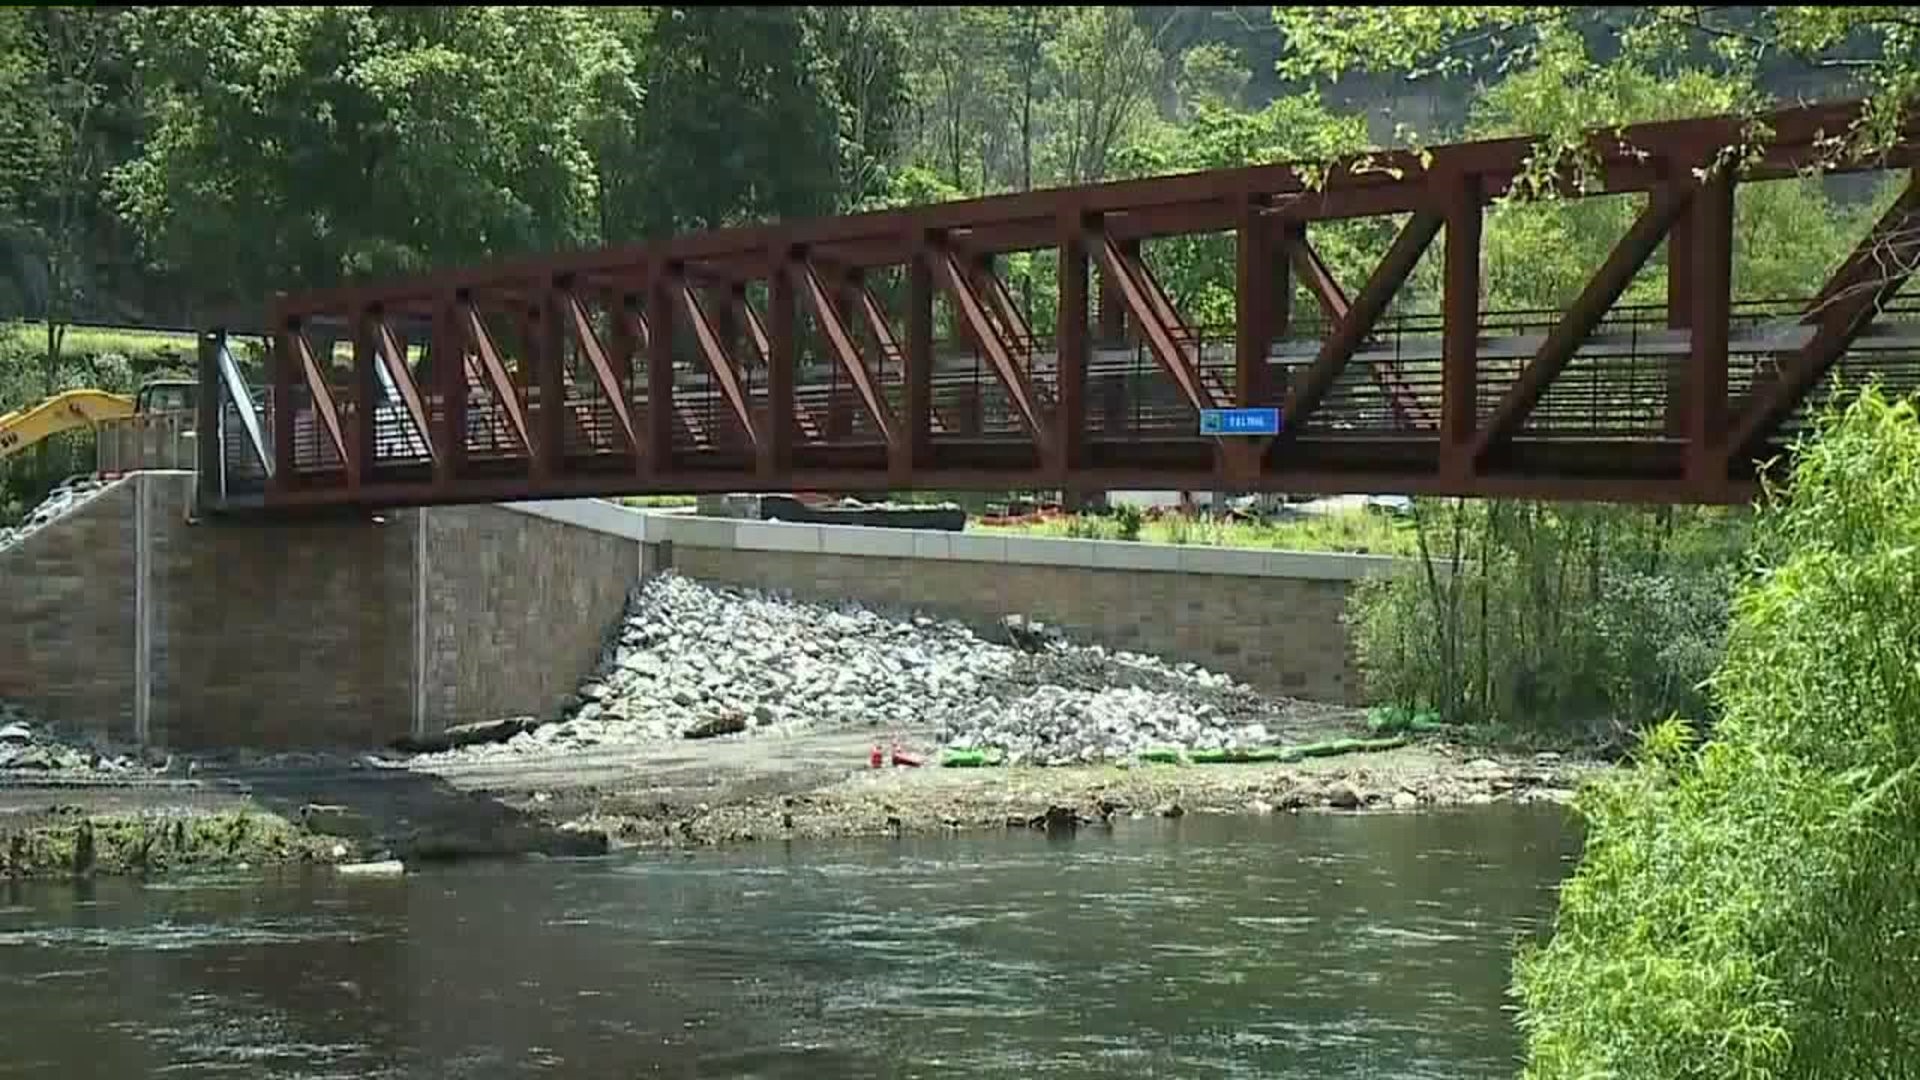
xmin=417 ymin=722 xmax=1594 ymax=849
xmin=0 ymin=718 xmax=1598 ymax=877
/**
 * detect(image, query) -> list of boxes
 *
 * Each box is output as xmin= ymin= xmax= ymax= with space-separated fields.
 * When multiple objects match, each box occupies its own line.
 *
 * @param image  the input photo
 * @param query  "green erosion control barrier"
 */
xmin=1187 ymin=736 xmax=1408 ymax=764
xmin=940 ymin=736 xmax=1409 ymax=768
xmin=1364 ymin=705 xmax=1455 ymax=737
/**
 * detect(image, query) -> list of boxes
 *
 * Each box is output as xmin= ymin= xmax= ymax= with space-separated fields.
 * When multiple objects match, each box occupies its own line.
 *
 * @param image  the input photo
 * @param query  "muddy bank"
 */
xmin=429 ymin=726 xmax=1598 ymax=849
xmin=0 ymin=725 xmax=1598 ymax=879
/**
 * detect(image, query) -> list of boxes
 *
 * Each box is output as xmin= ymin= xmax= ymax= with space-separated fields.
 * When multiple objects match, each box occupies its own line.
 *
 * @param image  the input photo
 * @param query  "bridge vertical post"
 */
xmin=762 ymin=252 xmax=795 ymax=478
xmin=1441 ymin=172 xmax=1483 ymax=482
xmin=1236 ymin=198 xmax=1272 ymax=407
xmin=536 ymin=288 xmax=567 ymax=480
xmin=195 ymin=329 xmax=223 ymax=511
xmin=1664 ymin=180 xmax=1695 ymax=439
xmin=646 ymin=265 xmax=676 ymax=474
xmin=609 ymin=289 xmax=636 ymax=391
xmin=905 ymin=253 xmax=933 ymax=474
xmin=433 ymin=294 xmax=466 ymax=489
xmin=351 ymin=308 xmax=378 ymax=491
xmin=1055 ymin=212 xmax=1089 ymax=480
xmin=1685 ymin=165 xmax=1734 ymax=491
xmin=270 ymin=321 xmax=296 ymax=493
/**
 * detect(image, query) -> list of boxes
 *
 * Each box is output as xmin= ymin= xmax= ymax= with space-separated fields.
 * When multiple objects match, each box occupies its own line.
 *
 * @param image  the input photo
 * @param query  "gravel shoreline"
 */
xmin=0 ymin=726 xmax=1598 ymax=877
xmin=502 ymin=737 xmax=1593 ymax=850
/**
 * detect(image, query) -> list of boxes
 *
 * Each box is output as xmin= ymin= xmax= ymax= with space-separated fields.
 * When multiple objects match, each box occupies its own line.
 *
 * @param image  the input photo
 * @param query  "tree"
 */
xmin=2 ymin=7 xmax=130 ymax=394
xmin=1273 ymin=6 xmax=1919 ymax=158
xmin=808 ymin=6 xmax=911 ymax=210
xmin=576 ymin=6 xmax=653 ymax=246
xmin=1176 ymin=42 xmax=1252 ymax=116
xmin=633 ymin=7 xmax=844 ymax=233
xmin=1042 ymin=7 xmax=1163 ymax=183
xmin=901 ymin=6 xmax=1018 ymax=195
xmin=117 ymin=6 xmax=610 ymax=307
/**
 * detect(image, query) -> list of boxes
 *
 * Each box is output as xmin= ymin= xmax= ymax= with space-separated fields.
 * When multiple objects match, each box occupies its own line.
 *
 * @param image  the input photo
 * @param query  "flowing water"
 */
xmin=0 ymin=806 xmax=1578 ymax=1079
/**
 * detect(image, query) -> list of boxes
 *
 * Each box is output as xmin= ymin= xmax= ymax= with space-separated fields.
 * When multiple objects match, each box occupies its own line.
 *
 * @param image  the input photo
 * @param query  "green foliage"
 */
xmin=1275 ymin=6 xmax=1920 ymax=160
xmin=1350 ymin=500 xmax=1746 ymax=747
xmin=117 ymin=6 xmax=610 ymax=303
xmin=977 ymin=506 xmax=1418 ymax=556
xmin=1514 ymin=385 xmax=1920 ymax=1077
xmin=1113 ymin=93 xmax=1374 ymax=322
xmin=635 ymin=7 xmax=844 ymax=233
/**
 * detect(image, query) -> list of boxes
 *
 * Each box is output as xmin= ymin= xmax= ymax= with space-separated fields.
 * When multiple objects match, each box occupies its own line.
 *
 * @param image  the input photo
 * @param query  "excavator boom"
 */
xmin=0 ymin=389 xmax=136 ymax=460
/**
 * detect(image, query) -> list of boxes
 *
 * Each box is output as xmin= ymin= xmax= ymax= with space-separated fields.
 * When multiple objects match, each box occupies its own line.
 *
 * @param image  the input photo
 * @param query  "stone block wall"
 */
xmin=3 ymin=481 xmax=1393 ymax=750
xmin=0 ymin=480 xmax=139 ymax=743
xmin=422 ymin=504 xmax=640 ymax=728
xmin=145 ymin=475 xmax=417 ymax=749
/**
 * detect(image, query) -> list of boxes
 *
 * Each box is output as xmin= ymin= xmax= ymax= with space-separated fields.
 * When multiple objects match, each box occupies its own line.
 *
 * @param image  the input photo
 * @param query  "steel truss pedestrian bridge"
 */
xmin=189 ymin=98 xmax=1919 ymax=512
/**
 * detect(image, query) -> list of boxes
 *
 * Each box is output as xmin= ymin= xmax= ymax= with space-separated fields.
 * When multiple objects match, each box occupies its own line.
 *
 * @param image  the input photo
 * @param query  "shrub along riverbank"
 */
xmin=1512 ymin=385 xmax=1920 ymax=1076
xmin=1349 ymin=499 xmax=1751 ymax=754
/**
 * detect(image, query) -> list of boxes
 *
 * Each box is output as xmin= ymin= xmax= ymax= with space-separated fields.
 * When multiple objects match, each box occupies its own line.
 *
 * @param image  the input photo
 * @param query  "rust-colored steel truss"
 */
xmin=201 ymin=99 xmax=1920 ymax=511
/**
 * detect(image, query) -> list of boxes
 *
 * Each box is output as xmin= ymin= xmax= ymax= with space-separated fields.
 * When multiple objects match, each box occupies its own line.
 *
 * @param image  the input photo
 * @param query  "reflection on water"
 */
xmin=0 ymin=806 xmax=1579 ymax=1079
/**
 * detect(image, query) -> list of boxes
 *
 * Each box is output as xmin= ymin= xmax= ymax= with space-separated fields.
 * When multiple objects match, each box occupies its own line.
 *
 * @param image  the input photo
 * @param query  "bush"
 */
xmin=1349 ymin=499 xmax=1744 ymax=749
xmin=1513 ymin=384 xmax=1920 ymax=1077
xmin=1114 ymin=503 xmax=1143 ymax=541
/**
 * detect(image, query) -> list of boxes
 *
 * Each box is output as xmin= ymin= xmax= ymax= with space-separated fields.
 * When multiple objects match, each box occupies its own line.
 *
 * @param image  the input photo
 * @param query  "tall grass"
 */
xmin=1514 ymin=384 xmax=1920 ymax=1077
xmin=975 ymin=507 xmax=1418 ymax=555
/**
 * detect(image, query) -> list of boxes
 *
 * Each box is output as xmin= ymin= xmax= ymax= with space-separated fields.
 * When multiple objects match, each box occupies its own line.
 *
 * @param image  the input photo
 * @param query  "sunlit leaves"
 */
xmin=1514 ymin=387 xmax=1920 ymax=1077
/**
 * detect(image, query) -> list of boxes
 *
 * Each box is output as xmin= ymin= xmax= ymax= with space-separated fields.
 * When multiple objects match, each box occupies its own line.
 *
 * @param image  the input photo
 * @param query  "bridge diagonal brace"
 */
xmin=679 ymin=283 xmax=759 ymax=449
xmin=458 ymin=300 xmax=535 ymax=461
xmin=561 ymin=290 xmax=643 ymax=459
xmin=1282 ymin=211 xmax=1443 ymax=434
xmin=288 ymin=330 xmax=349 ymax=469
xmin=1278 ymin=217 xmax=1431 ymax=430
xmin=1473 ymin=185 xmax=1693 ymax=463
xmin=1279 ymin=224 xmax=1352 ymax=323
xmin=798 ymin=260 xmax=896 ymax=447
xmin=856 ymin=285 xmax=903 ymax=361
xmin=741 ymin=295 xmax=771 ymax=365
xmin=1090 ymin=230 xmax=1215 ymax=413
xmin=974 ymin=259 xmax=1036 ymax=347
xmin=215 ymin=338 xmax=271 ymax=477
xmin=374 ymin=320 xmax=435 ymax=464
xmin=1729 ymin=170 xmax=1920 ymax=464
xmin=929 ymin=246 xmax=1051 ymax=451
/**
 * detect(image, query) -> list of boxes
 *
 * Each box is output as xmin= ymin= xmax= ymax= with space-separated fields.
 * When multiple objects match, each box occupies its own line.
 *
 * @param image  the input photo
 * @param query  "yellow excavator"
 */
xmin=0 ymin=380 xmax=198 ymax=461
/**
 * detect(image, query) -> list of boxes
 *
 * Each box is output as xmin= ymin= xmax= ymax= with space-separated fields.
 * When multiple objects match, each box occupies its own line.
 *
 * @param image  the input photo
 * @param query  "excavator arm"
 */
xmin=0 ymin=389 xmax=136 ymax=460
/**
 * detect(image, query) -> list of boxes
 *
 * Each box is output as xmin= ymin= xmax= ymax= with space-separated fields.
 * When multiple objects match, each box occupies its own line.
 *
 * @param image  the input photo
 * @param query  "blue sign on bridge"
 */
xmin=1198 ymin=407 xmax=1281 ymax=437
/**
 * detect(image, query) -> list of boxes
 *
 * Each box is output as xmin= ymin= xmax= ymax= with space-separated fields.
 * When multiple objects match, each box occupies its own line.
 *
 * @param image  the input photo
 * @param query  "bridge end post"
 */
xmin=195 ymin=328 xmax=225 ymax=516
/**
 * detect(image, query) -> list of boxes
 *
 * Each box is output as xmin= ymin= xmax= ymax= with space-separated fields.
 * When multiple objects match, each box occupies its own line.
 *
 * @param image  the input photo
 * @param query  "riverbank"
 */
xmin=0 ymin=717 xmax=1597 ymax=879
xmin=455 ymin=725 xmax=1588 ymax=848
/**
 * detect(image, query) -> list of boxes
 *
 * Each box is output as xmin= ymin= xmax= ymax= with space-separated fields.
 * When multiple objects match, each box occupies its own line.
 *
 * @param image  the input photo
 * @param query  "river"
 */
xmin=0 ymin=806 xmax=1577 ymax=1079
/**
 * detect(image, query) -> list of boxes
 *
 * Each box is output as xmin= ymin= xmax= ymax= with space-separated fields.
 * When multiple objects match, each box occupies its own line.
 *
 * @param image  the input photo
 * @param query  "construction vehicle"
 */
xmin=0 ymin=379 xmax=199 ymax=461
